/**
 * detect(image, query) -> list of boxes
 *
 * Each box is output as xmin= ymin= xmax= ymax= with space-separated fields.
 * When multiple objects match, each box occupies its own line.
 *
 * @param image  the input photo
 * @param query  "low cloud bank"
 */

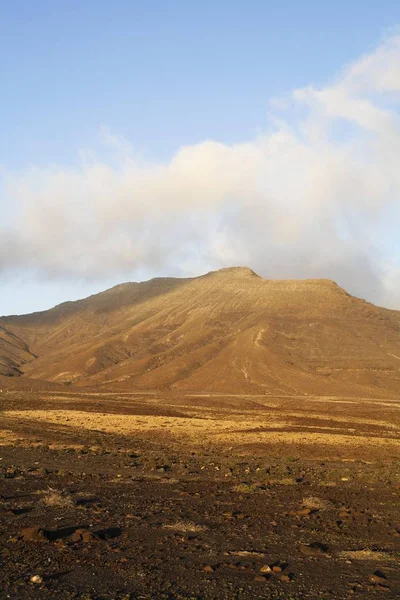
xmin=1 ymin=35 xmax=400 ymax=307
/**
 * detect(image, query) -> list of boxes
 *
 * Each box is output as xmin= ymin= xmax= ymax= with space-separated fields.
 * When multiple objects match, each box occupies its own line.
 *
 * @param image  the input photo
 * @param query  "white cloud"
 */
xmin=1 ymin=35 xmax=400 ymax=308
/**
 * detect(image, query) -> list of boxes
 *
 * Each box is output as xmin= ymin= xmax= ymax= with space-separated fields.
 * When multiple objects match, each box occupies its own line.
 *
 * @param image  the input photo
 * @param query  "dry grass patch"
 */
xmin=228 ymin=550 xmax=266 ymax=558
xmin=162 ymin=521 xmax=206 ymax=533
xmin=302 ymin=496 xmax=332 ymax=511
xmin=156 ymin=477 xmax=180 ymax=484
xmin=339 ymin=549 xmax=397 ymax=561
xmin=38 ymin=488 xmax=74 ymax=509
xmin=268 ymin=477 xmax=297 ymax=486
xmin=232 ymin=483 xmax=259 ymax=493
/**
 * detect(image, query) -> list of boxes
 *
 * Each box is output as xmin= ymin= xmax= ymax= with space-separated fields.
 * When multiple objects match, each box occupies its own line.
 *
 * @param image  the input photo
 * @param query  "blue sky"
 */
xmin=2 ymin=0 xmax=399 ymax=168
xmin=1 ymin=1 xmax=400 ymax=314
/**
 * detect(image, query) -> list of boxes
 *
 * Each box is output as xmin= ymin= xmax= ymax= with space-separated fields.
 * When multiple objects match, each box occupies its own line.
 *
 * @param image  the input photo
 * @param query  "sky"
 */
xmin=1 ymin=1 xmax=400 ymax=315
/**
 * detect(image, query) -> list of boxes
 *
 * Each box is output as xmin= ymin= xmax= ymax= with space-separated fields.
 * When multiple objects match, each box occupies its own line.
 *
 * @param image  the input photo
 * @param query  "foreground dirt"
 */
xmin=0 ymin=390 xmax=399 ymax=599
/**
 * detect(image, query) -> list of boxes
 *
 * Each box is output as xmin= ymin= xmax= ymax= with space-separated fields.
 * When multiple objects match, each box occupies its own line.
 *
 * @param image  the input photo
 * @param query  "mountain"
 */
xmin=1 ymin=267 xmax=400 ymax=396
xmin=0 ymin=324 xmax=36 ymax=377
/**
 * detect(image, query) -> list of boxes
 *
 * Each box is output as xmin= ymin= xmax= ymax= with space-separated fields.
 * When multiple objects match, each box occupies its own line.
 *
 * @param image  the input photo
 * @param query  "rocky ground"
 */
xmin=0 ymin=390 xmax=399 ymax=599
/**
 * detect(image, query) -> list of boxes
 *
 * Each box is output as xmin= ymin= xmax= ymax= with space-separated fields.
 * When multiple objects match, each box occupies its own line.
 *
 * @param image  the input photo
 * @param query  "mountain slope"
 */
xmin=1 ymin=267 xmax=400 ymax=396
xmin=0 ymin=324 xmax=36 ymax=377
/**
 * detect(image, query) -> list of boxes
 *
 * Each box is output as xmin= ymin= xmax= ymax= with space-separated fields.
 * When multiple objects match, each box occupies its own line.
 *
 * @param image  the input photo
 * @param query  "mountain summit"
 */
xmin=1 ymin=268 xmax=400 ymax=396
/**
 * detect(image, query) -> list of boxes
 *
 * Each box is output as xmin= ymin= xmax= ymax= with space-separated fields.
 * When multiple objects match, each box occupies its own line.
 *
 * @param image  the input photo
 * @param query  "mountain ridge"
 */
xmin=1 ymin=267 xmax=399 ymax=397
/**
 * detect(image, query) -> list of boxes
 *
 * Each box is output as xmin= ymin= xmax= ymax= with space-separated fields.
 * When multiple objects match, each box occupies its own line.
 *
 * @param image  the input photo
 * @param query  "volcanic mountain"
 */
xmin=1 ymin=267 xmax=400 ymax=396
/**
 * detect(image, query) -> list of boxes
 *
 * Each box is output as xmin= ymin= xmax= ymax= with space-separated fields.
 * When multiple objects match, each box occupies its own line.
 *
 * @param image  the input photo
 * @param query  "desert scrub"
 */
xmin=302 ymin=496 xmax=332 ymax=511
xmin=162 ymin=521 xmax=207 ymax=533
xmin=38 ymin=488 xmax=74 ymax=508
xmin=233 ymin=482 xmax=259 ymax=493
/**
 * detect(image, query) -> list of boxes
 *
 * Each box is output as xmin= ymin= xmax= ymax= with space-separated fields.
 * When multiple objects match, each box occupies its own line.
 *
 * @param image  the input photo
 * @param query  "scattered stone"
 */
xmin=259 ymin=564 xmax=272 ymax=573
xmin=21 ymin=527 xmax=49 ymax=542
xmin=370 ymin=571 xmax=388 ymax=585
xmin=83 ymin=530 xmax=101 ymax=542
xmin=272 ymin=565 xmax=282 ymax=573
xmin=300 ymin=542 xmax=328 ymax=557
xmin=30 ymin=575 xmax=43 ymax=584
xmin=290 ymin=507 xmax=314 ymax=517
xmin=235 ymin=512 xmax=246 ymax=520
xmin=203 ymin=565 xmax=214 ymax=573
xmin=374 ymin=570 xmax=388 ymax=579
xmin=254 ymin=575 xmax=268 ymax=582
xmin=298 ymin=507 xmax=314 ymax=516
xmin=73 ymin=528 xmax=100 ymax=543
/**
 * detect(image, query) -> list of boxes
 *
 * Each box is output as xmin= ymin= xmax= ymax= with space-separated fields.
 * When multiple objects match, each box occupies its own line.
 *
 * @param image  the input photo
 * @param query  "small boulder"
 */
xmin=71 ymin=528 xmax=100 ymax=543
xmin=300 ymin=542 xmax=328 ymax=557
xmin=203 ymin=565 xmax=214 ymax=573
xmin=272 ymin=565 xmax=282 ymax=573
xmin=298 ymin=508 xmax=313 ymax=516
xmin=21 ymin=527 xmax=49 ymax=542
xmin=370 ymin=572 xmax=388 ymax=585
xmin=259 ymin=564 xmax=272 ymax=573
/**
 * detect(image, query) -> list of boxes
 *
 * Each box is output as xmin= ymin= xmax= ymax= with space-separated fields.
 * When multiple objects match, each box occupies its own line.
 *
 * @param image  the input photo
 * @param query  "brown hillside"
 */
xmin=1 ymin=267 xmax=400 ymax=396
xmin=0 ymin=324 xmax=36 ymax=377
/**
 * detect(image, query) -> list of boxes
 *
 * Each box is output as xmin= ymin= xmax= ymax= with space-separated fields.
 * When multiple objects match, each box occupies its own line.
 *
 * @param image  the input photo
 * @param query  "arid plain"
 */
xmin=1 ymin=268 xmax=399 ymax=599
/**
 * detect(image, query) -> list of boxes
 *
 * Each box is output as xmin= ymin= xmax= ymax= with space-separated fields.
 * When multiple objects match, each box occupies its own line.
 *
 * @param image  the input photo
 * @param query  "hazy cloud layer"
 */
xmin=1 ymin=35 xmax=400 ymax=308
